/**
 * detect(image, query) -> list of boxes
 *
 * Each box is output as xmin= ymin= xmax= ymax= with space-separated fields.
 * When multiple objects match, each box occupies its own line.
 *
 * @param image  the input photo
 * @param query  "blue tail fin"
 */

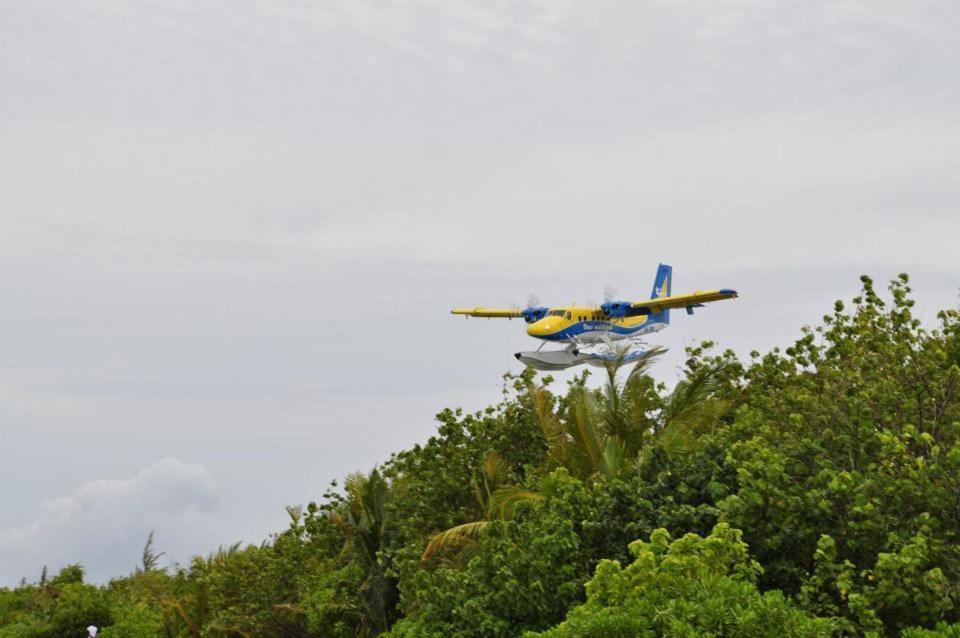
xmin=650 ymin=263 xmax=672 ymax=324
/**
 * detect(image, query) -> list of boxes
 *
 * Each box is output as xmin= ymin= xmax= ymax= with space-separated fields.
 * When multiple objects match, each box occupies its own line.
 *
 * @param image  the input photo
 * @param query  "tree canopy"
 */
xmin=2 ymin=274 xmax=959 ymax=637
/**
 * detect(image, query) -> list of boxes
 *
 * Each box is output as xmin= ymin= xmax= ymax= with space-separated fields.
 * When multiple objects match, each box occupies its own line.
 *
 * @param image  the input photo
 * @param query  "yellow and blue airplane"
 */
xmin=452 ymin=264 xmax=737 ymax=370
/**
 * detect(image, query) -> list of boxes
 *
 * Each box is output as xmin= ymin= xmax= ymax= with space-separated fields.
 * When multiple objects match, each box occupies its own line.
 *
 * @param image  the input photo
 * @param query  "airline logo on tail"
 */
xmin=656 ymin=276 xmax=669 ymax=298
xmin=654 ymin=269 xmax=671 ymax=298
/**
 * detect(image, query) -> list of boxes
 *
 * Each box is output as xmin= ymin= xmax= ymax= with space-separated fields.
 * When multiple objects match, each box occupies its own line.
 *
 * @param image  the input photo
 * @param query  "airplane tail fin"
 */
xmin=650 ymin=263 xmax=672 ymax=324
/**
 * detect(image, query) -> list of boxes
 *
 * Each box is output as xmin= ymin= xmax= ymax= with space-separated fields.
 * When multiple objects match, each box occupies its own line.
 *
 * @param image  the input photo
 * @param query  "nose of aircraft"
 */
xmin=527 ymin=317 xmax=560 ymax=338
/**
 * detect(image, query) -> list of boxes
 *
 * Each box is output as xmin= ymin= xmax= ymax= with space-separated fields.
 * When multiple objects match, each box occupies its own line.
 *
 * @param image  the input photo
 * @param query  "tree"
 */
xmin=390 ymin=471 xmax=592 ymax=638
xmin=299 ymin=468 xmax=399 ymax=637
xmin=423 ymin=347 xmax=736 ymax=559
xmin=526 ymin=523 xmax=835 ymax=638
xmin=140 ymin=531 xmax=165 ymax=573
xmin=717 ymin=275 xmax=960 ymax=631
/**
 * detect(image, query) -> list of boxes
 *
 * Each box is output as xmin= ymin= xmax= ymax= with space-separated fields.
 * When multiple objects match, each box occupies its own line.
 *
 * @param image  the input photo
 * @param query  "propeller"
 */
xmin=511 ymin=294 xmax=541 ymax=311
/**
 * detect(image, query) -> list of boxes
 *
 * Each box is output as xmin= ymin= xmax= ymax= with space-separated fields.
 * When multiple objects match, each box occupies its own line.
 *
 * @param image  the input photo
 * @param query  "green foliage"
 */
xmin=100 ymin=600 xmax=162 ymax=638
xmin=383 ymin=369 xmax=549 ymax=551
xmin=49 ymin=564 xmax=84 ymax=586
xmin=140 ymin=531 xmax=164 ymax=574
xmin=328 ymin=468 xmax=399 ymax=636
xmin=300 ymin=561 xmax=366 ymax=638
xmin=526 ymin=523 xmax=835 ymax=637
xmin=717 ymin=275 xmax=960 ymax=633
xmin=421 ymin=348 xmax=737 ymax=562
xmin=388 ymin=472 xmax=589 ymax=638
xmin=903 ymin=623 xmax=960 ymax=638
xmin=2 ymin=273 xmax=959 ymax=638
xmin=0 ymin=581 xmax=111 ymax=638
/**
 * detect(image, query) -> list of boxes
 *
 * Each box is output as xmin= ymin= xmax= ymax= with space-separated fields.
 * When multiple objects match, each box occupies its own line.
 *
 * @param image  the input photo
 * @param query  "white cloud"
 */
xmin=0 ymin=459 xmax=219 ymax=584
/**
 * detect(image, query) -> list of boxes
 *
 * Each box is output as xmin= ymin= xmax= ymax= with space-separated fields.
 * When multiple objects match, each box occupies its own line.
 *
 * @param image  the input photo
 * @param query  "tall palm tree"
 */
xmin=332 ymin=468 xmax=398 ymax=637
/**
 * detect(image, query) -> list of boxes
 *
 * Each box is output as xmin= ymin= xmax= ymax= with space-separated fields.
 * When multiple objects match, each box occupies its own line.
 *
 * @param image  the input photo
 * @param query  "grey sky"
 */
xmin=1 ymin=0 xmax=959 ymax=583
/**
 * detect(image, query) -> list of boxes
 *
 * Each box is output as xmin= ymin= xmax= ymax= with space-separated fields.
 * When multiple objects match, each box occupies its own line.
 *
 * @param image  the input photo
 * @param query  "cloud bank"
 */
xmin=0 ymin=459 xmax=219 ymax=583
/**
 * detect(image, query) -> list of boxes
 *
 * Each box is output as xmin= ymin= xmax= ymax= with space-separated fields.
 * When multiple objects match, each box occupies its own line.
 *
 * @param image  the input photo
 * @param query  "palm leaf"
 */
xmin=655 ymin=362 xmax=735 ymax=454
xmin=565 ymin=387 xmax=604 ymax=479
xmin=487 ymin=485 xmax=543 ymax=519
xmin=529 ymin=384 xmax=566 ymax=460
xmin=601 ymin=436 xmax=630 ymax=479
xmin=421 ymin=521 xmax=489 ymax=562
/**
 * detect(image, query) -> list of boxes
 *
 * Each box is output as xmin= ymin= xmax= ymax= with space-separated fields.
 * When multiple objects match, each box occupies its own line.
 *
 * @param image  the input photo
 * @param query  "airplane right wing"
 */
xmin=630 ymin=289 xmax=738 ymax=313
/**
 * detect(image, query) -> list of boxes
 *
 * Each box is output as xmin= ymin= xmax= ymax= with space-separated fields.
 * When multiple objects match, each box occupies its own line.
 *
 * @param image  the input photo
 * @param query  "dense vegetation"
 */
xmin=2 ymin=274 xmax=960 ymax=637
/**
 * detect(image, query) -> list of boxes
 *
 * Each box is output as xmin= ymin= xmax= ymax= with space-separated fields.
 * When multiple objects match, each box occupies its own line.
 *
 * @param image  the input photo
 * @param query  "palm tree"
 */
xmin=331 ymin=468 xmax=398 ymax=637
xmin=534 ymin=346 xmax=665 ymax=481
xmin=161 ymin=544 xmax=241 ymax=638
xmin=421 ymin=453 xmax=541 ymax=562
xmin=422 ymin=348 xmax=735 ymax=559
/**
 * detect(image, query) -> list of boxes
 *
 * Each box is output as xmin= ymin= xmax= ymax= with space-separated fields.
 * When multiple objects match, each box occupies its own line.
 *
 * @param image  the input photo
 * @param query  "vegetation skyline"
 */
xmin=2 ymin=273 xmax=960 ymax=637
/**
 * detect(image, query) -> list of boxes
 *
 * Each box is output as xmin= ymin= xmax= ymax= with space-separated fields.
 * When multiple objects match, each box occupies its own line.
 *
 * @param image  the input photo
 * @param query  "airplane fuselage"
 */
xmin=526 ymin=307 xmax=667 ymax=343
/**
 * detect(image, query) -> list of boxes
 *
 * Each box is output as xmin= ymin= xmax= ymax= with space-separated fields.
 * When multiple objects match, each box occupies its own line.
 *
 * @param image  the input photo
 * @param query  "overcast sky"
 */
xmin=1 ymin=0 xmax=959 ymax=584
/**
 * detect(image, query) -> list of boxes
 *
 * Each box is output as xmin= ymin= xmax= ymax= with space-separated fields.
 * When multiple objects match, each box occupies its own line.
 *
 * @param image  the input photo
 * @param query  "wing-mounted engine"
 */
xmin=521 ymin=306 xmax=549 ymax=323
xmin=600 ymin=300 xmax=632 ymax=318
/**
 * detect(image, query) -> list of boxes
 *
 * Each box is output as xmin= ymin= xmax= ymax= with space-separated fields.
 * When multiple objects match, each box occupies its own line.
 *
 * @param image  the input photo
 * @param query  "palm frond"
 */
xmin=655 ymin=420 xmax=698 ymax=455
xmin=487 ymin=485 xmax=543 ymax=519
xmin=622 ymin=346 xmax=666 ymax=383
xmin=421 ymin=521 xmax=489 ymax=563
xmin=565 ymin=388 xmax=604 ymax=479
xmin=601 ymin=436 xmax=630 ymax=479
xmin=284 ymin=505 xmax=302 ymax=525
xmin=482 ymin=452 xmax=511 ymax=488
xmin=656 ymin=362 xmax=735 ymax=454
xmin=529 ymin=383 xmax=565 ymax=453
xmin=470 ymin=451 xmax=512 ymax=509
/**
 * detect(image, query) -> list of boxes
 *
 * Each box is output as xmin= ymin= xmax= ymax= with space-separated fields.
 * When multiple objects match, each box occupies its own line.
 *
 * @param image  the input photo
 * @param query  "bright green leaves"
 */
xmin=870 ymin=535 xmax=953 ymax=629
xmin=715 ymin=275 xmax=960 ymax=635
xmin=799 ymin=532 xmax=955 ymax=635
xmin=390 ymin=510 xmax=587 ymax=638
xmin=527 ymin=524 xmax=835 ymax=638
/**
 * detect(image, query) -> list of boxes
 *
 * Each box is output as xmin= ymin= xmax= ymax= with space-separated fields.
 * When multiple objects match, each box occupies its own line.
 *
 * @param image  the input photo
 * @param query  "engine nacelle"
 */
xmin=600 ymin=300 xmax=632 ymax=318
xmin=521 ymin=306 xmax=549 ymax=323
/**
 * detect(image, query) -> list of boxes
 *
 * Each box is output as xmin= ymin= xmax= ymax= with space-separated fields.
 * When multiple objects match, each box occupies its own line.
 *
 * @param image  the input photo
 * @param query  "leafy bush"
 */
xmin=526 ymin=523 xmax=835 ymax=638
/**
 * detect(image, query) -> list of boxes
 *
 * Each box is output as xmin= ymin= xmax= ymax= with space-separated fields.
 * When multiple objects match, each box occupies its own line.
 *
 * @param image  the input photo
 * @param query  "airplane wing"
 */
xmin=451 ymin=307 xmax=524 ymax=318
xmin=630 ymin=288 xmax=738 ymax=313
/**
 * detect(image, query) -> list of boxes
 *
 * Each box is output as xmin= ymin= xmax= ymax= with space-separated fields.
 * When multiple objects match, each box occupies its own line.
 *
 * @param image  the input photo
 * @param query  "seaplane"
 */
xmin=451 ymin=264 xmax=737 ymax=370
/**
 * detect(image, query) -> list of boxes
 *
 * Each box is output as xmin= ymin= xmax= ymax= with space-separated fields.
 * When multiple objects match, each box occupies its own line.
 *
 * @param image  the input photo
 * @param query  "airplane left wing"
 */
xmin=631 ymin=289 xmax=738 ymax=313
xmin=451 ymin=308 xmax=524 ymax=318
